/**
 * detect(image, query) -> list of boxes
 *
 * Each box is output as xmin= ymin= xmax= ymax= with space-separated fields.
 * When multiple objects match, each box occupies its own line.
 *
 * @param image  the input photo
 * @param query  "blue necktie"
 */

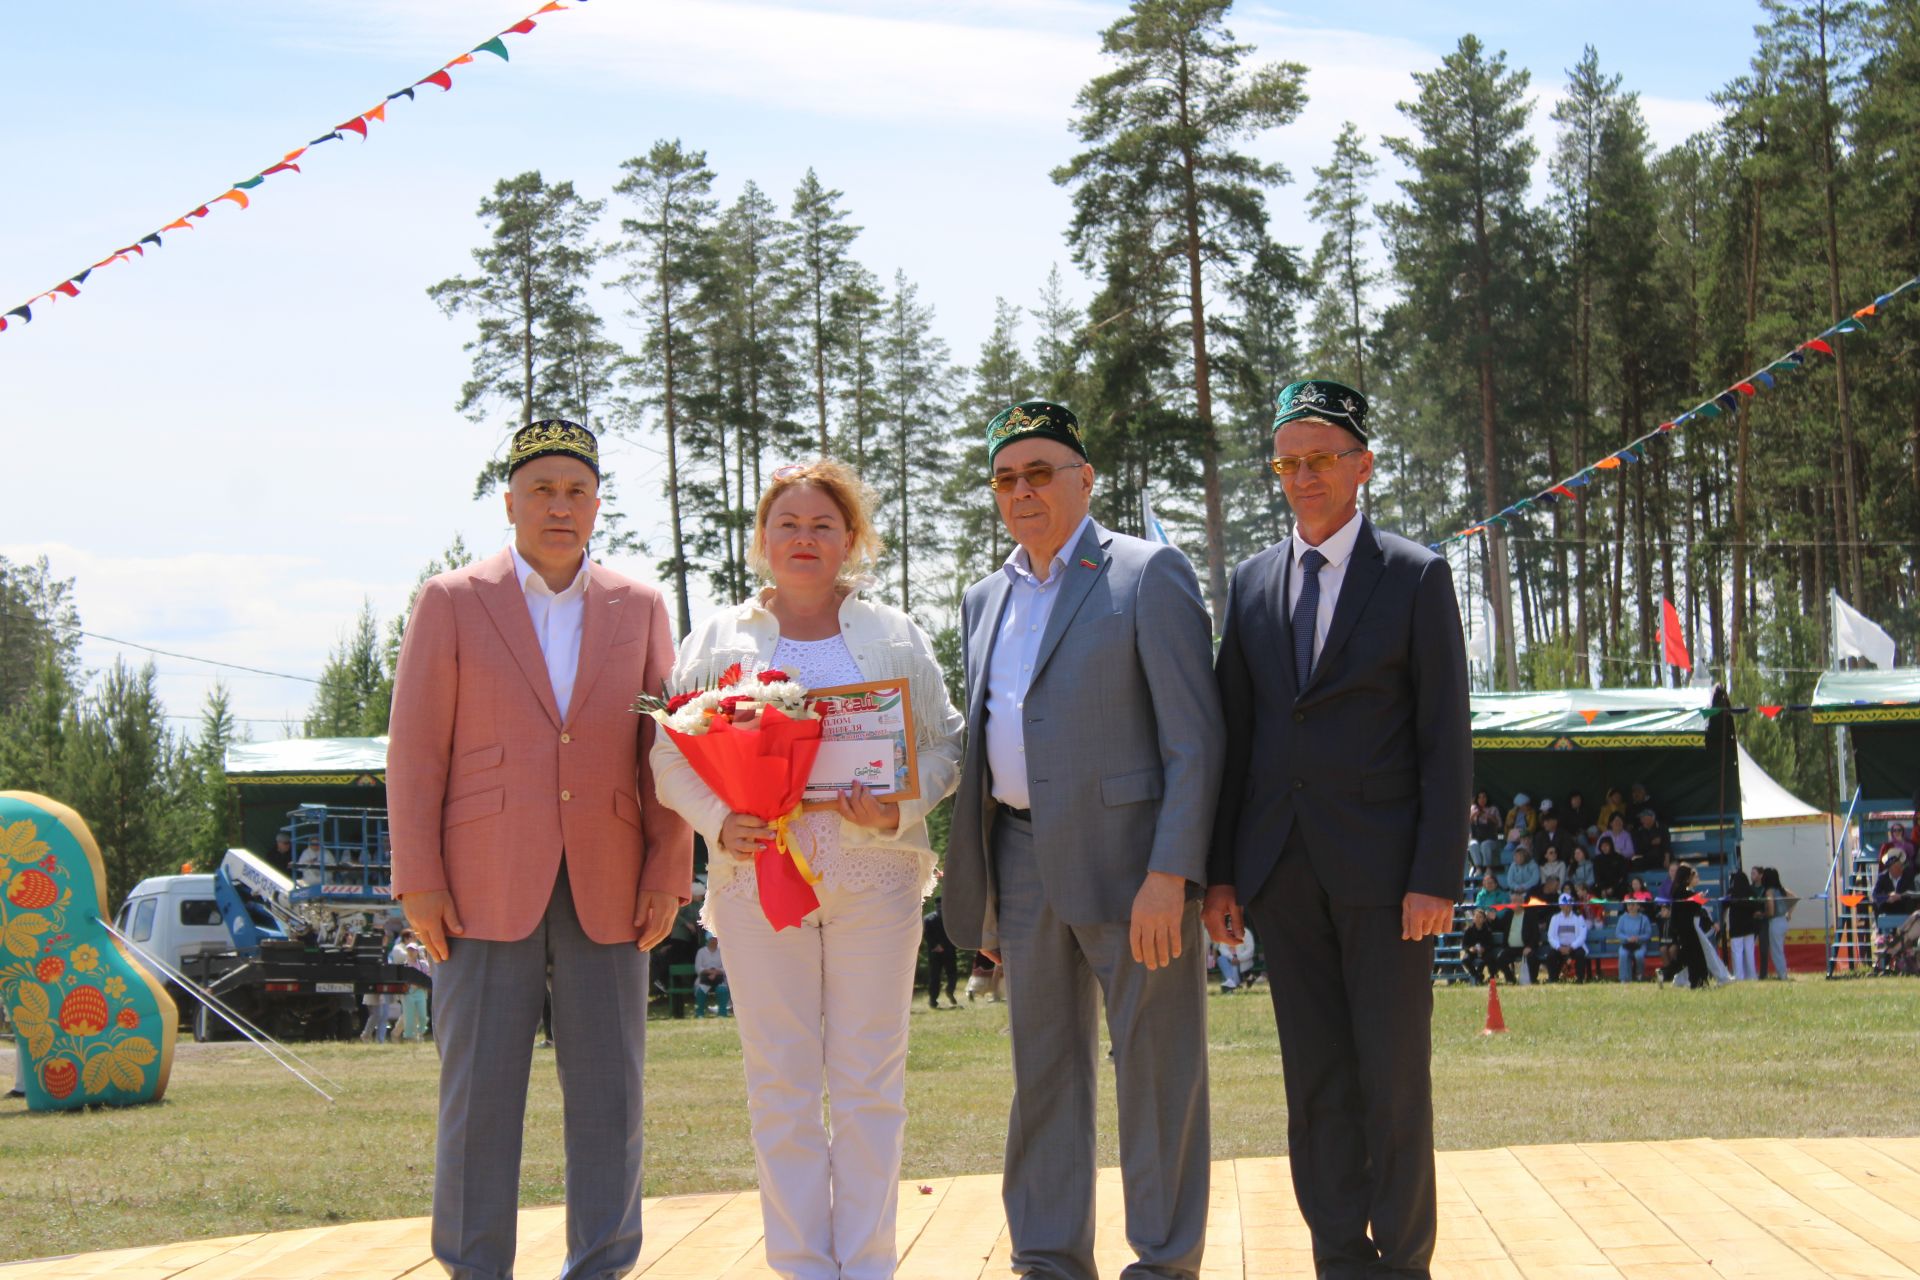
xmin=1292 ymin=548 xmax=1326 ymax=689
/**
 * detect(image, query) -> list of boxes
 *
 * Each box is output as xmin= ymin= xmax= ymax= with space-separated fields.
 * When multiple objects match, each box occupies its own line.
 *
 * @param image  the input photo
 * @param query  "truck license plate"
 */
xmin=315 ymin=982 xmax=354 ymax=994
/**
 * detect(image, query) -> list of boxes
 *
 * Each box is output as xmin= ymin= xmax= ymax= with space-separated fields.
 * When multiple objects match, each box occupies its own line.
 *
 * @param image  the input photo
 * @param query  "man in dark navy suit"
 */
xmin=1205 ymin=378 xmax=1470 ymax=1280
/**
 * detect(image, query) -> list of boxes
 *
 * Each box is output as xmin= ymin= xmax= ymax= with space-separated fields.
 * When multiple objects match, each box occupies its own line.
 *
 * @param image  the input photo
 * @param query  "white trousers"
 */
xmin=1729 ymin=934 xmax=1758 ymax=980
xmin=711 ymin=876 xmax=924 ymax=1280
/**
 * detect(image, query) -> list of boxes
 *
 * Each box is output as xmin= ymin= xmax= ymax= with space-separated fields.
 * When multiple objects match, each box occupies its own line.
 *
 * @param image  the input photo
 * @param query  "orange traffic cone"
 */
xmin=1482 ymin=978 xmax=1507 ymax=1035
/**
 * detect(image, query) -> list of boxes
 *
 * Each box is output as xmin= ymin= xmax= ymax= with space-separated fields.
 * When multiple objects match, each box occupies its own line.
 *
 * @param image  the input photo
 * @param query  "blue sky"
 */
xmin=0 ymin=0 xmax=1763 ymax=737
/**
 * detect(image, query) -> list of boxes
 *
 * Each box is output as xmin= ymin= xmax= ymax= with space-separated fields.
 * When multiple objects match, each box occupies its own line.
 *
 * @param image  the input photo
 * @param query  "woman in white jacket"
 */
xmin=651 ymin=459 xmax=964 ymax=1280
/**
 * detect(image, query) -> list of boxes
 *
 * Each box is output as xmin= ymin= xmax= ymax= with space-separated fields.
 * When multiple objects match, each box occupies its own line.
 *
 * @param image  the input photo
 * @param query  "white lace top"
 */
xmin=706 ymin=633 xmax=933 ymax=927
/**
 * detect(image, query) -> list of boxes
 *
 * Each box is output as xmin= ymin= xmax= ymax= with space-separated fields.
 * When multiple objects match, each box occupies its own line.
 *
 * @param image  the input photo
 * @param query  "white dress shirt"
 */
xmin=1286 ymin=509 xmax=1365 ymax=670
xmin=985 ymin=515 xmax=1094 ymax=810
xmin=509 ymin=544 xmax=591 ymax=717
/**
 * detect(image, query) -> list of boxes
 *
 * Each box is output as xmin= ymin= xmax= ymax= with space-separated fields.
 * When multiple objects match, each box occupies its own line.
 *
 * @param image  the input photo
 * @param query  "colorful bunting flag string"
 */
xmin=1556 ymin=699 xmax=1916 ymax=723
xmin=0 ymin=1 xmax=587 ymax=336
xmin=1431 ymin=273 xmax=1920 ymax=549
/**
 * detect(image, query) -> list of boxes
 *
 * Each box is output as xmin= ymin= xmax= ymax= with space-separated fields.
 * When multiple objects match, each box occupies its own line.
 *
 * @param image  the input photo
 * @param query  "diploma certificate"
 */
xmin=801 ymin=680 xmax=920 ymax=810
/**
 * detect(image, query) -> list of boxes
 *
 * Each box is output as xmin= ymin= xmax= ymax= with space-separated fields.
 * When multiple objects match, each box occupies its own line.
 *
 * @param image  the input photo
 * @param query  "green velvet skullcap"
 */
xmin=1273 ymin=378 xmax=1369 ymax=443
xmin=986 ymin=400 xmax=1087 ymax=464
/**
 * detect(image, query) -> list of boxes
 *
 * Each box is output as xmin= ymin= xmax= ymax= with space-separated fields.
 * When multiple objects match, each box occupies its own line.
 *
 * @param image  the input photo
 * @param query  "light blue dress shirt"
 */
xmin=985 ymin=515 xmax=1095 ymax=810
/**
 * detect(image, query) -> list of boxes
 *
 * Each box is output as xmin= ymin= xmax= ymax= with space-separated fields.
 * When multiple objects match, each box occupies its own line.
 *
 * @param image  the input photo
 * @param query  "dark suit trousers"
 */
xmin=1243 ymin=831 xmax=1436 ymax=1280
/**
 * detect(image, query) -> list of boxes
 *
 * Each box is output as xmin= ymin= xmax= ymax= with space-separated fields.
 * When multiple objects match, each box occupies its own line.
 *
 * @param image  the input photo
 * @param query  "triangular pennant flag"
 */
xmin=473 ymin=35 xmax=510 ymax=59
xmin=1841 ymin=893 xmax=1866 ymax=908
xmin=537 ymin=1 xmax=568 ymax=10
xmin=504 ymin=17 xmax=538 ymax=33
xmin=1855 ymin=303 xmax=1878 ymax=318
xmin=1734 ymin=381 xmax=1757 ymax=396
xmin=419 ymin=69 xmax=454 ymax=90
xmin=283 ymin=146 xmax=308 ymax=162
xmin=1656 ymin=420 xmax=1679 ymax=433
xmin=163 ymin=216 xmax=192 ymax=231
xmin=308 ymin=131 xmax=343 ymax=146
xmin=72 ymin=268 xmax=92 ymax=284
xmin=53 ymin=280 xmax=79 ymax=298
xmin=262 ymin=161 xmax=301 ymax=177
xmin=1833 ymin=317 xmax=1866 ymax=334
xmin=0 ymin=316 xmax=7 ymax=332
xmin=1594 ymin=456 xmax=1621 ymax=470
xmin=5 ymin=304 xmax=29 ymax=323
xmin=1714 ymin=391 xmax=1740 ymax=413
xmin=388 ymin=86 xmax=417 ymax=102
xmin=365 ymin=102 xmax=388 ymax=123
xmin=338 ymin=116 xmax=370 ymax=139
xmin=233 ymin=175 xmax=266 ymax=190
xmin=138 ymin=233 xmax=161 ymax=247
xmin=123 ymin=242 xmax=145 ymax=256
xmin=1550 ymin=484 xmax=1576 ymax=500
xmin=1753 ymin=371 xmax=1774 ymax=389
xmin=447 ymin=52 xmax=475 ymax=66
xmin=1578 ymin=709 xmax=1599 ymax=724
xmin=1805 ymin=337 xmax=1835 ymax=355
xmin=1699 ymin=402 xmax=1724 ymax=419
xmin=1757 ymin=705 xmax=1783 ymax=719
xmin=1566 ymin=473 xmax=1591 ymax=487
xmin=214 ymin=189 xmax=250 ymax=209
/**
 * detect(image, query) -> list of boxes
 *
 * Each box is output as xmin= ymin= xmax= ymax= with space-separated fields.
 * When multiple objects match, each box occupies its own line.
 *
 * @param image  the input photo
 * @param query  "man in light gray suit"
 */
xmin=944 ymin=400 xmax=1225 ymax=1280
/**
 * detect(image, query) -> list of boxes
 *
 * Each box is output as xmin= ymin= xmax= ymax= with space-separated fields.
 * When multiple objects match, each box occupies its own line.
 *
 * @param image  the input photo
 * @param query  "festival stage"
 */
xmin=8 ymin=1138 xmax=1918 ymax=1279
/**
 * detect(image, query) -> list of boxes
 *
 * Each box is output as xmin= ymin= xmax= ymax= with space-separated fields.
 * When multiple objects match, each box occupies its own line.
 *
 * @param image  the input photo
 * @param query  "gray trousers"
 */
xmin=994 ymin=812 xmax=1210 ymax=1280
xmin=431 ymin=863 xmax=651 ymax=1280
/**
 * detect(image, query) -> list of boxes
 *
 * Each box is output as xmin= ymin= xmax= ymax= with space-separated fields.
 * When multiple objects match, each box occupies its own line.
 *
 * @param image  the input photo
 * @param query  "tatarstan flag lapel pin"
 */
xmin=1079 ymin=558 xmax=1097 ymax=569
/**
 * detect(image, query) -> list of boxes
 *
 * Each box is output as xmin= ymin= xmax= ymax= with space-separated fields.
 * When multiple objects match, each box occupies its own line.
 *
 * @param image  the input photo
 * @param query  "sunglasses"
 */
xmin=1269 ymin=448 xmax=1366 ymax=477
xmin=771 ymin=462 xmax=817 ymax=482
xmin=987 ymin=461 xmax=1089 ymax=493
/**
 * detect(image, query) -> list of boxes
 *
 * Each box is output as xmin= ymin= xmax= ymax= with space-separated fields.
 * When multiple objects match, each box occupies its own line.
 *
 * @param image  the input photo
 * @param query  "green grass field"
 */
xmin=3 ymin=977 xmax=1914 ymax=1263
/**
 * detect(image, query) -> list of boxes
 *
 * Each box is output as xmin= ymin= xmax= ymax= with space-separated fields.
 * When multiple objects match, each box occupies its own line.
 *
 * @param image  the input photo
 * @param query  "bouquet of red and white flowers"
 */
xmin=636 ymin=664 xmax=825 ymax=930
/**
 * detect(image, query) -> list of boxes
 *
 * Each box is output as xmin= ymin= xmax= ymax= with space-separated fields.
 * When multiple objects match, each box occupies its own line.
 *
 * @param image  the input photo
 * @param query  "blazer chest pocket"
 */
xmin=443 ymin=787 xmax=504 ymax=830
xmin=457 ymin=743 xmax=504 ymax=775
xmin=1101 ymin=767 xmax=1164 ymax=808
xmin=1358 ymin=770 xmax=1418 ymax=804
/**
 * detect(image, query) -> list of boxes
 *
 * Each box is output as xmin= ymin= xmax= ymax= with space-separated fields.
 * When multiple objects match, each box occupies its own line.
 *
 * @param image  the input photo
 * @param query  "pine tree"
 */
xmin=947 ymin=298 xmax=1037 ymax=585
xmin=60 ymin=659 xmax=189 ymax=911
xmin=876 ymin=271 xmax=955 ymax=613
xmin=612 ymin=140 xmax=721 ymax=637
xmin=788 ymin=170 xmax=862 ymax=458
xmin=1381 ymin=35 xmax=1537 ymax=688
xmin=426 ymin=172 xmax=608 ymax=495
xmin=306 ymin=600 xmax=385 ymax=737
xmin=186 ymin=682 xmax=238 ymax=856
xmin=1054 ymin=0 xmax=1308 ymax=620
xmin=1303 ymin=122 xmax=1380 ymax=395
xmin=835 ymin=265 xmax=888 ymax=472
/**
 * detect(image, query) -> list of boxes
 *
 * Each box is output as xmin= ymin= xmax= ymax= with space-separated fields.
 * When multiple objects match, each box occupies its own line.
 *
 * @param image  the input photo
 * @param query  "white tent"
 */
xmin=1738 ymin=744 xmax=1836 ymax=931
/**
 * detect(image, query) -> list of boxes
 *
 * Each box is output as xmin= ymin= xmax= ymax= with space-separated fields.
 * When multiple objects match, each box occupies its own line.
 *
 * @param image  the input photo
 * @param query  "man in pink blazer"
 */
xmin=389 ymin=419 xmax=692 ymax=1280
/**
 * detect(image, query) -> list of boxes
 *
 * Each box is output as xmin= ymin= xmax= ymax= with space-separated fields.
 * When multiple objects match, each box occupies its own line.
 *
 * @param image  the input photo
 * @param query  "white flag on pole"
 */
xmin=1141 ymin=490 xmax=1174 ymax=546
xmin=1833 ymin=592 xmax=1897 ymax=668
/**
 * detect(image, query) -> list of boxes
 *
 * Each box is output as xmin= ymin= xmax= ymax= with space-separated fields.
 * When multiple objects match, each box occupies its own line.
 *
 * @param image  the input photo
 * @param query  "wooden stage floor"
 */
xmin=9 ymin=1138 xmax=1920 ymax=1280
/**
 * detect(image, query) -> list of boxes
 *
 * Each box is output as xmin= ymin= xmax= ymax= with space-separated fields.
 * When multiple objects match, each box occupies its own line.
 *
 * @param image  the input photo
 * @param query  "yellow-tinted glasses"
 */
xmin=987 ymin=461 xmax=1089 ymax=493
xmin=1269 ymin=447 xmax=1365 ymax=477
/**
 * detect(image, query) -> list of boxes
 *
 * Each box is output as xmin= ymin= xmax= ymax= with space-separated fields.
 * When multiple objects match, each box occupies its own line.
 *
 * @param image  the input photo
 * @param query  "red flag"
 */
xmin=1758 ymin=705 xmax=1783 ymax=720
xmin=1660 ymin=597 xmax=1692 ymax=672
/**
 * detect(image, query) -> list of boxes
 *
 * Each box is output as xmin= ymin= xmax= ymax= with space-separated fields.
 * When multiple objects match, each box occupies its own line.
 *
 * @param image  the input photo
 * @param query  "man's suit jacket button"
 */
xmin=561 ymin=732 xmax=572 ymax=744
xmin=561 ymin=789 xmax=572 ymax=801
xmin=1292 ymin=711 xmax=1305 ymax=723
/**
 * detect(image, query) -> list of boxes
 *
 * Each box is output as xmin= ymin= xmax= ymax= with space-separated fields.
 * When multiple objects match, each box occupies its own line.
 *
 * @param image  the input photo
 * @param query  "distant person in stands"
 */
xmin=1635 ymin=809 xmax=1672 ymax=871
xmin=274 ymin=831 xmax=295 ymax=868
xmin=1613 ymin=897 xmax=1652 ymax=982
xmin=1534 ymin=840 xmax=1572 ymax=894
xmin=1592 ymin=836 xmax=1629 ymax=901
xmin=1469 ymin=790 xmax=1504 ymax=871
xmin=1606 ymin=814 xmax=1638 ymax=867
xmin=1629 ymin=782 xmax=1659 ymax=825
xmin=1504 ymin=792 xmax=1539 ymax=845
xmin=1723 ymin=871 xmax=1760 ymax=981
xmin=297 ymin=838 xmax=326 ymax=887
xmin=1758 ymin=866 xmax=1792 ymax=980
xmin=1879 ymin=823 xmax=1916 ymax=865
xmin=1460 ymin=909 xmax=1498 ymax=985
xmin=1562 ymin=789 xmax=1595 ymax=848
xmin=1872 ymin=848 xmax=1917 ymax=950
xmin=693 ymin=934 xmax=730 ymax=1019
xmin=1505 ymin=846 xmax=1541 ymax=894
xmin=1533 ymin=805 xmax=1574 ymax=863
xmin=1596 ymin=787 xmax=1628 ymax=834
xmin=1538 ymin=875 xmax=1563 ymax=907
xmin=1544 ymin=895 xmax=1590 ymax=982
xmin=1473 ymin=872 xmax=1503 ymax=913
xmin=1573 ymin=884 xmax=1603 ymax=926
xmin=1567 ymin=846 xmax=1596 ymax=892
xmin=1498 ymin=890 xmax=1537 ymax=984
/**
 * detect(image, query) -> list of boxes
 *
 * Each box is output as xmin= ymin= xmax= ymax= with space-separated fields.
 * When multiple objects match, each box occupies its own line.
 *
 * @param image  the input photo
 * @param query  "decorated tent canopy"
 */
xmin=1738 ymin=744 xmax=1825 ymax=825
xmin=225 ymin=737 xmax=388 ymax=858
xmin=1470 ymin=686 xmax=1739 ymax=836
xmin=1811 ymin=669 xmax=1920 ymax=805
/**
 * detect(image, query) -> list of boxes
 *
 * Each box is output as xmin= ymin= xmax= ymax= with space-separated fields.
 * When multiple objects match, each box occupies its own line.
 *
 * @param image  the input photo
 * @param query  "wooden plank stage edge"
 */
xmin=6 ymin=1139 xmax=1917 ymax=1280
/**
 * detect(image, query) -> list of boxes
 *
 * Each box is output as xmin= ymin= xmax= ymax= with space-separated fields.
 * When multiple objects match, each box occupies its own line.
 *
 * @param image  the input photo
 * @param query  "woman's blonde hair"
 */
xmin=748 ymin=458 xmax=884 ymax=585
